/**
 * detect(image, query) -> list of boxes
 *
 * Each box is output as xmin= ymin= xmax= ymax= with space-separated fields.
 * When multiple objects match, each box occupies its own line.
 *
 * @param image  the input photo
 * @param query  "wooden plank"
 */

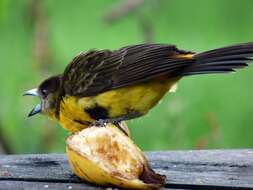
xmin=0 ymin=150 xmax=252 ymax=189
xmin=0 ymin=181 xmax=105 ymax=190
xmin=147 ymin=150 xmax=253 ymax=189
xmin=0 ymin=181 xmax=184 ymax=190
xmin=0 ymin=181 xmax=188 ymax=190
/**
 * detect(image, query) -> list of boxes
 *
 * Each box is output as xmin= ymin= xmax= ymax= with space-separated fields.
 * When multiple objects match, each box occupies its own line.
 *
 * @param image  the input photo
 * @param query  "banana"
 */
xmin=66 ymin=123 xmax=165 ymax=190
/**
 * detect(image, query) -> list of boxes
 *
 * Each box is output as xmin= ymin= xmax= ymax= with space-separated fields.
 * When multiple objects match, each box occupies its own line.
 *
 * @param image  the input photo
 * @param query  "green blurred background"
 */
xmin=0 ymin=0 xmax=253 ymax=154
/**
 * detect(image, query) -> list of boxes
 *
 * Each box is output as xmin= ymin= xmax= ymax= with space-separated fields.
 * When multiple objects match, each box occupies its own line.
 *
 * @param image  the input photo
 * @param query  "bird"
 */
xmin=24 ymin=42 xmax=253 ymax=132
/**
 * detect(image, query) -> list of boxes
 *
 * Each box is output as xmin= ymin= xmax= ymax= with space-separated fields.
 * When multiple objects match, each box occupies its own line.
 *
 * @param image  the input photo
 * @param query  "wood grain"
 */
xmin=0 ymin=150 xmax=253 ymax=189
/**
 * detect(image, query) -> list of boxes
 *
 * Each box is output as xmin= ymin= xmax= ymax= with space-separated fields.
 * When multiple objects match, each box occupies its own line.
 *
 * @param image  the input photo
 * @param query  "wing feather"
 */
xmin=61 ymin=44 xmax=194 ymax=97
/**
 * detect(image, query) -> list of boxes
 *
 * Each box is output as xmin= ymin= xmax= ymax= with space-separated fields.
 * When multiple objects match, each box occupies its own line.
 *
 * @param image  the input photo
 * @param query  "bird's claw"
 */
xmin=93 ymin=119 xmax=107 ymax=127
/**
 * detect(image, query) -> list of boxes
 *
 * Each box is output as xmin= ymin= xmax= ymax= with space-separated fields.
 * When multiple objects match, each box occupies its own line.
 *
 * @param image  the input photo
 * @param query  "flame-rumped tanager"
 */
xmin=24 ymin=42 xmax=253 ymax=132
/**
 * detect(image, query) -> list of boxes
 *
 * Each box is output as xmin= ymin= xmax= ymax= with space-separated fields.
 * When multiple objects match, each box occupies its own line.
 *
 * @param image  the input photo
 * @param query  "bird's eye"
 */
xmin=41 ymin=89 xmax=48 ymax=97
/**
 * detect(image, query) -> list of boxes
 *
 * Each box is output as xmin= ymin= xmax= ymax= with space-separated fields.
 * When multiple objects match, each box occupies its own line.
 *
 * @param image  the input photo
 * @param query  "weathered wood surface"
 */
xmin=0 ymin=150 xmax=253 ymax=190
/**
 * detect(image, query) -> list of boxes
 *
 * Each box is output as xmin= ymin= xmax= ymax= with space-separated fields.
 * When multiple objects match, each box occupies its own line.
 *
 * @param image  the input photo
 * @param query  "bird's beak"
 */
xmin=24 ymin=88 xmax=41 ymax=117
xmin=28 ymin=104 xmax=41 ymax=117
xmin=23 ymin=88 xmax=38 ymax=96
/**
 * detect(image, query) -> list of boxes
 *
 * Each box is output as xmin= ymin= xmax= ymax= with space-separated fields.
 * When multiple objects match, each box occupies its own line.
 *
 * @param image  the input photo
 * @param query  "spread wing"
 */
xmin=61 ymin=44 xmax=194 ymax=97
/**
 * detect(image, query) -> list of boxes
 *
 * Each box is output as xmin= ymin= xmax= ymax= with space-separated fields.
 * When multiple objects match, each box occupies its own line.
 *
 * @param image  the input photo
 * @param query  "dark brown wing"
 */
xmin=61 ymin=44 xmax=194 ymax=97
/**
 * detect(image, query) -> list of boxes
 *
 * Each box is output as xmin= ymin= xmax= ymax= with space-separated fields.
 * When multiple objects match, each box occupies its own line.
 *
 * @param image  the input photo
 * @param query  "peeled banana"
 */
xmin=66 ymin=123 xmax=165 ymax=189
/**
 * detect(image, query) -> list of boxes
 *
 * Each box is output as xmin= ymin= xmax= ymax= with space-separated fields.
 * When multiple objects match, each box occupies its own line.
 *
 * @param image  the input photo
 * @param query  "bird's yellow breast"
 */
xmin=59 ymin=78 xmax=179 ymax=132
xmin=59 ymin=97 xmax=93 ymax=132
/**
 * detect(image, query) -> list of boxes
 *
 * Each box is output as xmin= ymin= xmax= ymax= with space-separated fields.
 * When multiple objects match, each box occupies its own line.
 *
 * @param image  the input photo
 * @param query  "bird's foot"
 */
xmin=92 ymin=117 xmax=123 ymax=127
xmin=92 ymin=119 xmax=129 ymax=136
xmin=92 ymin=119 xmax=108 ymax=127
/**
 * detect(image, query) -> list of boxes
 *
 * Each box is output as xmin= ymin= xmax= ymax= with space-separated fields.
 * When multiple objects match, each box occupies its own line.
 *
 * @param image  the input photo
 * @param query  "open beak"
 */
xmin=24 ymin=88 xmax=41 ymax=117
xmin=28 ymin=104 xmax=41 ymax=117
xmin=23 ymin=88 xmax=38 ymax=96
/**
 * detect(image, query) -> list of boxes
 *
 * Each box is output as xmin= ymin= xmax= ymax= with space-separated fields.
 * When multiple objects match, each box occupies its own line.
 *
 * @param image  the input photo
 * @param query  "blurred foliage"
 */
xmin=0 ymin=0 xmax=253 ymax=153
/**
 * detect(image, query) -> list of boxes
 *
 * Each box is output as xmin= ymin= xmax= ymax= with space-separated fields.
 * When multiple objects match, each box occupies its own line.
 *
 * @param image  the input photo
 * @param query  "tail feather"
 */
xmin=183 ymin=42 xmax=253 ymax=76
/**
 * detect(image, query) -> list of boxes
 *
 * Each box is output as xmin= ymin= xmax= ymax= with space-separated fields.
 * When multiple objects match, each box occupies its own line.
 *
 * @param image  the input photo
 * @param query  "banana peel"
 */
xmin=66 ymin=123 xmax=165 ymax=189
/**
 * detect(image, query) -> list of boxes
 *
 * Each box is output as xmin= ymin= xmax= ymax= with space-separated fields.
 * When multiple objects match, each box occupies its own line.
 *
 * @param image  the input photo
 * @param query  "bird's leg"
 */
xmin=92 ymin=118 xmax=124 ymax=127
xmin=114 ymin=122 xmax=130 ymax=136
xmin=93 ymin=119 xmax=130 ymax=136
xmin=92 ymin=112 xmax=142 ymax=135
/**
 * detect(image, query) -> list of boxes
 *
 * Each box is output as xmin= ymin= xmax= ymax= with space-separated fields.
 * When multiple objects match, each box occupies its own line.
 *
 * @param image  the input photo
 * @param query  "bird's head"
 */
xmin=24 ymin=75 xmax=61 ymax=120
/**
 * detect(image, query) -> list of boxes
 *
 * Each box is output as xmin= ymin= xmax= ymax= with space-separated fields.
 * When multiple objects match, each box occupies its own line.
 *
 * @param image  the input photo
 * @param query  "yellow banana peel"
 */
xmin=66 ymin=123 xmax=165 ymax=190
